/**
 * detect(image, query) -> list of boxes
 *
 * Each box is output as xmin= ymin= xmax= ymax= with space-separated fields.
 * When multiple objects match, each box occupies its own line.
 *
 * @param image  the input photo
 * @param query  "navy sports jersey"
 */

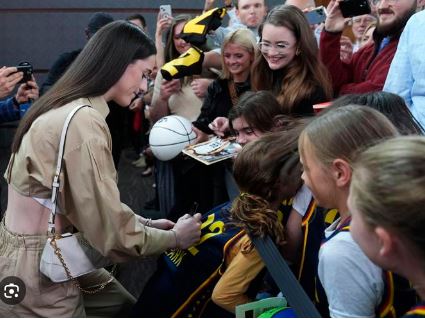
xmin=270 ymin=199 xmax=325 ymax=302
xmin=132 ymin=202 xmax=243 ymax=317
xmin=404 ymin=302 xmax=425 ymax=317
xmin=294 ymin=200 xmax=325 ymax=301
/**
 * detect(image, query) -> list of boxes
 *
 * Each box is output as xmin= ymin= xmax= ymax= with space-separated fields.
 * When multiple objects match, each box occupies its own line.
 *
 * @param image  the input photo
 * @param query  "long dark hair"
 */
xmin=164 ymin=15 xmax=192 ymax=63
xmin=331 ymin=92 xmax=424 ymax=135
xmin=12 ymin=20 xmax=156 ymax=153
xmin=251 ymin=5 xmax=332 ymax=113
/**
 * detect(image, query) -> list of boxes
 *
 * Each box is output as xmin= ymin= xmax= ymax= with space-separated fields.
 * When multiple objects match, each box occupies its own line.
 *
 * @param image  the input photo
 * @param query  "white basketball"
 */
xmin=149 ymin=115 xmax=197 ymax=161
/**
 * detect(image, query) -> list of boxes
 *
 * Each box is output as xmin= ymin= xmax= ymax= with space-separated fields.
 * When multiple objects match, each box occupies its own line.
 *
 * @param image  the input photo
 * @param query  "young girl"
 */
xmin=221 ymin=90 xmax=284 ymax=200
xmin=212 ymin=122 xmax=321 ymax=313
xmin=349 ymin=136 xmax=425 ymax=317
xmin=252 ymin=5 xmax=332 ymax=115
xmin=298 ymin=105 xmax=415 ymax=317
xmin=228 ymin=90 xmax=283 ymax=146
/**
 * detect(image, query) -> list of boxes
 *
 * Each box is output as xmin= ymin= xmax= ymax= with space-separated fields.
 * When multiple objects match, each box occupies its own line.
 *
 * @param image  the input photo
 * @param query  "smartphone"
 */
xmin=305 ymin=6 xmax=327 ymax=25
xmin=159 ymin=5 xmax=172 ymax=19
xmin=339 ymin=0 xmax=371 ymax=18
xmin=15 ymin=62 xmax=33 ymax=84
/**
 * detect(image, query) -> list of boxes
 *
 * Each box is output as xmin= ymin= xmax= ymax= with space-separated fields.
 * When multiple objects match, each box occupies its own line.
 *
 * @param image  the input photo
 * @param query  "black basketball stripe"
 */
xmin=173 ymin=116 xmax=194 ymax=144
xmin=153 ymin=126 xmax=192 ymax=137
xmin=150 ymin=139 xmax=196 ymax=147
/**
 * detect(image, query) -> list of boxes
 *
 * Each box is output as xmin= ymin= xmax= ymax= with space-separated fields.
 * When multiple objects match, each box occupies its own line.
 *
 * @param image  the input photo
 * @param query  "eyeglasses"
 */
xmin=371 ymin=0 xmax=399 ymax=6
xmin=258 ymin=41 xmax=294 ymax=54
xmin=352 ymin=15 xmax=377 ymax=24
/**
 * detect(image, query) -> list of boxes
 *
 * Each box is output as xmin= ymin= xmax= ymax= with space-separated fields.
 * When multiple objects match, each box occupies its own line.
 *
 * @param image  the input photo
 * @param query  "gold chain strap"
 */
xmin=49 ymin=236 xmax=114 ymax=294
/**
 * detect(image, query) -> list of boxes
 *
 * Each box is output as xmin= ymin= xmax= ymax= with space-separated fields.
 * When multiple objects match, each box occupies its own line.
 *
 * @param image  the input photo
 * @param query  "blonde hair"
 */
xmin=220 ymin=28 xmax=258 ymax=80
xmin=299 ymin=105 xmax=399 ymax=167
xmin=351 ymin=136 xmax=425 ymax=260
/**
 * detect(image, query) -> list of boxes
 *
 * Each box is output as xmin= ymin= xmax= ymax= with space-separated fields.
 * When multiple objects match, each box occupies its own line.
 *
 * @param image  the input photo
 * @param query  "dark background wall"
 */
xmin=0 ymin=0 xmax=284 ymax=212
xmin=0 ymin=0 xmax=284 ymax=86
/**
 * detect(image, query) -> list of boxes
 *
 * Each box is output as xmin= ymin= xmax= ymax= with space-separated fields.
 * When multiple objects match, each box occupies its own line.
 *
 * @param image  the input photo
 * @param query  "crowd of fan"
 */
xmin=1 ymin=0 xmax=425 ymax=317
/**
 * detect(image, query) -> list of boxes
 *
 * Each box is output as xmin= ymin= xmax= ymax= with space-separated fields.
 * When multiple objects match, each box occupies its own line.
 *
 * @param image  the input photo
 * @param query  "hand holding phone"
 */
xmin=305 ymin=6 xmax=327 ymax=25
xmin=0 ymin=66 xmax=23 ymax=98
xmin=15 ymin=62 xmax=33 ymax=84
xmin=324 ymin=0 xmax=350 ymax=33
xmin=159 ymin=5 xmax=172 ymax=19
xmin=339 ymin=0 xmax=371 ymax=18
xmin=15 ymin=77 xmax=39 ymax=104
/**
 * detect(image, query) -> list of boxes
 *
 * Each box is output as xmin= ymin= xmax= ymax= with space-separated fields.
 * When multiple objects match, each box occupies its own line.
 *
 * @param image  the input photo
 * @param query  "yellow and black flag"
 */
xmin=179 ymin=7 xmax=227 ymax=46
xmin=161 ymin=46 xmax=205 ymax=81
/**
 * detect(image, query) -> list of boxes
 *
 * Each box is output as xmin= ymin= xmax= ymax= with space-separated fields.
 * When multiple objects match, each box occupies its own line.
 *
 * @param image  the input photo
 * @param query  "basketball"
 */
xmin=149 ymin=115 xmax=197 ymax=161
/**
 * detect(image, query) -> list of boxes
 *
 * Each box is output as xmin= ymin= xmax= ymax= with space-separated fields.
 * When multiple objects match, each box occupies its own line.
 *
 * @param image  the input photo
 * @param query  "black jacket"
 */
xmin=193 ymin=78 xmax=250 ymax=134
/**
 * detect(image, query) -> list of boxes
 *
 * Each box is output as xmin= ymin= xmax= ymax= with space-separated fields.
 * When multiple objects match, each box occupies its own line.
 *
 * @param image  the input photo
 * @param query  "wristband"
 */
xmin=171 ymin=229 xmax=179 ymax=249
xmin=144 ymin=218 xmax=152 ymax=227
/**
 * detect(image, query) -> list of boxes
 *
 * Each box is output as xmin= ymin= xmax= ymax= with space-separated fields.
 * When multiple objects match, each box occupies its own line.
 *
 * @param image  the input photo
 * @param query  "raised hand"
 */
xmin=325 ymin=0 xmax=350 ymax=33
xmin=0 ymin=66 xmax=23 ymax=98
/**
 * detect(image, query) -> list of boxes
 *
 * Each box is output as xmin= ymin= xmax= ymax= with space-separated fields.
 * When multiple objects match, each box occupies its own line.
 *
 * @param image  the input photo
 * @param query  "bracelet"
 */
xmin=170 ymin=229 xmax=179 ymax=249
xmin=145 ymin=218 xmax=152 ymax=227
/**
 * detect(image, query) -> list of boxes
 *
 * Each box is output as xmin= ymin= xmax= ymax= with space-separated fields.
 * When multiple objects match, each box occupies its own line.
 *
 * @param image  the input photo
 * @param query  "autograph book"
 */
xmin=182 ymin=137 xmax=241 ymax=165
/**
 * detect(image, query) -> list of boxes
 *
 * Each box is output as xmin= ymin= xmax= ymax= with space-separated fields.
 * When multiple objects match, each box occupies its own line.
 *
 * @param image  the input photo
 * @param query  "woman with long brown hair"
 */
xmin=252 ymin=5 xmax=332 ymax=115
xmin=0 ymin=21 xmax=201 ymax=317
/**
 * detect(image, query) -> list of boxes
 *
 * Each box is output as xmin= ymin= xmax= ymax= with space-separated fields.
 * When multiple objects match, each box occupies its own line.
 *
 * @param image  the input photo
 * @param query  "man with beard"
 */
xmin=202 ymin=0 xmax=267 ymax=68
xmin=319 ymin=0 xmax=423 ymax=96
xmin=384 ymin=10 xmax=425 ymax=127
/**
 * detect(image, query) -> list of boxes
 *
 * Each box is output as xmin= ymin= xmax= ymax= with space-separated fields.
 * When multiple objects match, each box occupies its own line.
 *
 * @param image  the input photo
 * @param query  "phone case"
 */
xmin=160 ymin=5 xmax=172 ymax=19
xmin=339 ymin=0 xmax=371 ymax=18
xmin=305 ymin=6 xmax=327 ymax=25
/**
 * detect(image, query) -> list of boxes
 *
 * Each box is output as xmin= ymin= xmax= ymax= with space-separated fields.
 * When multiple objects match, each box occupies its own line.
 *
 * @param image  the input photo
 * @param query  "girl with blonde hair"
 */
xmin=349 ymin=136 xmax=425 ymax=317
xmin=193 ymin=28 xmax=258 ymax=140
xmin=299 ymin=105 xmax=415 ymax=317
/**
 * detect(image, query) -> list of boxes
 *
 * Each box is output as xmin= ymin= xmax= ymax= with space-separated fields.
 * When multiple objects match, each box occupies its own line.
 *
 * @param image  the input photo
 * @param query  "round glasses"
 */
xmin=258 ymin=41 xmax=294 ymax=54
xmin=371 ymin=0 xmax=399 ymax=6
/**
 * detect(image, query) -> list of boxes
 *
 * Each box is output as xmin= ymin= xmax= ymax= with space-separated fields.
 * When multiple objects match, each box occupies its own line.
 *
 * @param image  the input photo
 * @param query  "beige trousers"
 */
xmin=0 ymin=220 xmax=135 ymax=317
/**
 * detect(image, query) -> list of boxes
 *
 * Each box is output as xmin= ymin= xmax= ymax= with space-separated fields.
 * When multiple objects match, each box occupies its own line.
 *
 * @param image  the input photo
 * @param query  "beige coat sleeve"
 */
xmin=61 ymin=112 xmax=174 ymax=262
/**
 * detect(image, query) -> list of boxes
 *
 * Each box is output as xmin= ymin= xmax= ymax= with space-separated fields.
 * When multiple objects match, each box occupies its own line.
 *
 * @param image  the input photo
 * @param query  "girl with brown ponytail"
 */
xmin=212 ymin=119 xmax=318 ymax=313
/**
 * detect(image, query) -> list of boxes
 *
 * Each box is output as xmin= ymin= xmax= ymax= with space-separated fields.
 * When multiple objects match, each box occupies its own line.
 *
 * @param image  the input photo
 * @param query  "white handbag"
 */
xmin=39 ymin=105 xmax=113 ymax=292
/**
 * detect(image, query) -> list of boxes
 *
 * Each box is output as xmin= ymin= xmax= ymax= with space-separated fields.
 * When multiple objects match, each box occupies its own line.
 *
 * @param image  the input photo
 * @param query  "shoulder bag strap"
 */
xmin=250 ymin=235 xmax=321 ymax=318
xmin=48 ymin=105 xmax=88 ymax=234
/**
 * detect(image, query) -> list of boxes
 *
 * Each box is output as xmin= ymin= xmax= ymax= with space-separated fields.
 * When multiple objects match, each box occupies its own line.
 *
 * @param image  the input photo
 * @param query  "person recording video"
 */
xmin=0 ymin=65 xmax=39 ymax=124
